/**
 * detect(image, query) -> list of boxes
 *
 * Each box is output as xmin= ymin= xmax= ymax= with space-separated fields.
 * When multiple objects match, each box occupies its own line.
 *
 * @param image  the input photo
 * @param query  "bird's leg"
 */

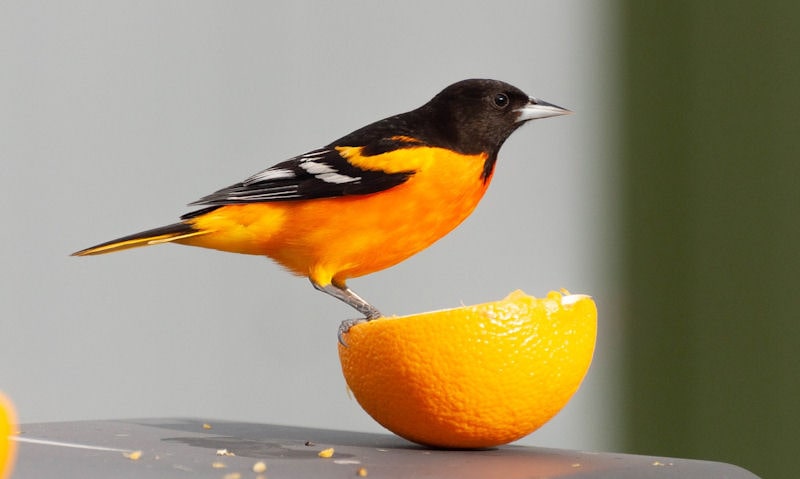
xmin=312 ymin=280 xmax=383 ymax=319
xmin=310 ymin=280 xmax=383 ymax=345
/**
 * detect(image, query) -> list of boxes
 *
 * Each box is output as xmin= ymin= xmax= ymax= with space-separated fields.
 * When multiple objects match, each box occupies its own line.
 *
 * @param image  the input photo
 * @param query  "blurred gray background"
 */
xmin=1 ymin=1 xmax=618 ymax=452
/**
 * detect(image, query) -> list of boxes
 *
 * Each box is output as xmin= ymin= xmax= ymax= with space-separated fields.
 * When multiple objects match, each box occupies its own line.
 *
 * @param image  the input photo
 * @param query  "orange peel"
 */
xmin=0 ymin=392 xmax=17 ymax=479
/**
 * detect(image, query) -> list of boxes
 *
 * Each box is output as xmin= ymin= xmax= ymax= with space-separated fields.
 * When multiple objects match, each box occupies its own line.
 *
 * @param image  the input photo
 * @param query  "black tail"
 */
xmin=72 ymin=222 xmax=208 ymax=256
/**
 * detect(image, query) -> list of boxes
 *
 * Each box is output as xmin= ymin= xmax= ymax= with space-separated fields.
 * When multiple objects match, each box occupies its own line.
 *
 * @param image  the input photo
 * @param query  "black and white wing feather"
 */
xmin=186 ymin=148 xmax=413 ymax=209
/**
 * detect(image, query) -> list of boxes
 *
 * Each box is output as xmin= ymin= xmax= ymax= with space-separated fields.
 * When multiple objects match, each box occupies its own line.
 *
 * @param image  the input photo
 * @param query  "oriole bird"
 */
xmin=73 ymin=79 xmax=570 ymax=331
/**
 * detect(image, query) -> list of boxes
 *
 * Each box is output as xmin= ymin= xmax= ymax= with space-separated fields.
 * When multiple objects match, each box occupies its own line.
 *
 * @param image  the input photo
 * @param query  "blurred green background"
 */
xmin=620 ymin=2 xmax=799 ymax=478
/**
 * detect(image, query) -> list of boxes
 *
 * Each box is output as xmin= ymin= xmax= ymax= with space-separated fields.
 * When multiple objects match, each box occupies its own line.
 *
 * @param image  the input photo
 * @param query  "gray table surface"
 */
xmin=10 ymin=418 xmax=759 ymax=478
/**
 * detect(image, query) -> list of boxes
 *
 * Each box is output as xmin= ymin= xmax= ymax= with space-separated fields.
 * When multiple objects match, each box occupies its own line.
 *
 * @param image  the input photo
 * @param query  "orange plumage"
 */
xmin=180 ymin=147 xmax=489 ymax=287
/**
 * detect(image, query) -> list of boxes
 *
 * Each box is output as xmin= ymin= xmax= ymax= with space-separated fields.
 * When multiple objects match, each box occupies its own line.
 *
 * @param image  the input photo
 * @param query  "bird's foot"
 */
xmin=338 ymin=315 xmax=380 ymax=347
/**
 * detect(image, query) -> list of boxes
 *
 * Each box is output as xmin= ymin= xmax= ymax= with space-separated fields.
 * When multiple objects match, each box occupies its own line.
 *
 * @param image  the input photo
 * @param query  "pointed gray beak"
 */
xmin=515 ymin=97 xmax=572 ymax=122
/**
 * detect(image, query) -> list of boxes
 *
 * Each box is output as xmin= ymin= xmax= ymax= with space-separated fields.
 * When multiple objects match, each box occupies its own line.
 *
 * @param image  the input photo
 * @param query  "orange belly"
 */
xmin=180 ymin=147 xmax=492 ymax=287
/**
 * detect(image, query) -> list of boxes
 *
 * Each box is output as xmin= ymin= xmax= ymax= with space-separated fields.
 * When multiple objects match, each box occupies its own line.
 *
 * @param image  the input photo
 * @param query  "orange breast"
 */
xmin=181 ymin=147 xmax=492 ymax=287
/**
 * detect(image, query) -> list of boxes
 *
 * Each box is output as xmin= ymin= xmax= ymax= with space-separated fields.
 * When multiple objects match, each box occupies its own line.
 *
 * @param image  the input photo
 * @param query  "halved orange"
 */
xmin=0 ymin=392 xmax=17 ymax=479
xmin=338 ymin=290 xmax=597 ymax=448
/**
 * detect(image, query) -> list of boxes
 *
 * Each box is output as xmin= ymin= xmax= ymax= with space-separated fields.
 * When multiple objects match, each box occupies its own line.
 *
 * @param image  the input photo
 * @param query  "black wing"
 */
xmin=185 ymin=147 xmax=414 ymax=211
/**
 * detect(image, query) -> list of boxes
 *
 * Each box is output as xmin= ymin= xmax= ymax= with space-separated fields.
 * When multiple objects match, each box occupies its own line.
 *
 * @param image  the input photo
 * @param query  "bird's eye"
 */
xmin=493 ymin=93 xmax=509 ymax=108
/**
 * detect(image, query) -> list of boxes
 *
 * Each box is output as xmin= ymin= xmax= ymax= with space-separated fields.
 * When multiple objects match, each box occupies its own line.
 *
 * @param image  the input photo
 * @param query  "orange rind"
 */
xmin=0 ymin=392 xmax=17 ymax=479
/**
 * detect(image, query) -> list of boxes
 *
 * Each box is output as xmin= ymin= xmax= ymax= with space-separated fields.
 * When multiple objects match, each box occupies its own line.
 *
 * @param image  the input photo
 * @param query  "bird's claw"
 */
xmin=338 ymin=317 xmax=369 ymax=347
